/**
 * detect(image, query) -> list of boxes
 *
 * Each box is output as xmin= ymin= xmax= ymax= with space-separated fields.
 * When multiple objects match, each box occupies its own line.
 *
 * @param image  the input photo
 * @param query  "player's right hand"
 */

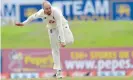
xmin=15 ymin=22 xmax=24 ymax=26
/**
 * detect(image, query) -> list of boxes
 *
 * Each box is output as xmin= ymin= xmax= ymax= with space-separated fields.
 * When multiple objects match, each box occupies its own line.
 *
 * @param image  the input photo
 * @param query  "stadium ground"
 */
xmin=1 ymin=21 xmax=133 ymax=48
xmin=9 ymin=76 xmax=133 ymax=80
xmin=1 ymin=21 xmax=133 ymax=80
xmin=62 ymin=77 xmax=133 ymax=80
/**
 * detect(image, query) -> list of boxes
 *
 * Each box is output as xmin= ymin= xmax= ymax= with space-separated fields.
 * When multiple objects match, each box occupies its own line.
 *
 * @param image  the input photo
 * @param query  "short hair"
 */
xmin=42 ymin=1 xmax=51 ymax=10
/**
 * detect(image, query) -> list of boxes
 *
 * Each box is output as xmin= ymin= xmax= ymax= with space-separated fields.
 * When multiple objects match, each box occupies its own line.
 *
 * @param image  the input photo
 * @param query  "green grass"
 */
xmin=51 ymin=77 xmax=133 ymax=80
xmin=1 ymin=21 xmax=133 ymax=49
xmin=8 ymin=77 xmax=133 ymax=80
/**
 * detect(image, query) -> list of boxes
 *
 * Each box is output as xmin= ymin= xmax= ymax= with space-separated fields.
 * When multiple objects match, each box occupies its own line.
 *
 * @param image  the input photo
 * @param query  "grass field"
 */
xmin=59 ymin=77 xmax=133 ymax=80
xmin=1 ymin=21 xmax=133 ymax=80
xmin=9 ymin=77 xmax=133 ymax=80
xmin=58 ymin=77 xmax=133 ymax=80
xmin=1 ymin=21 xmax=133 ymax=49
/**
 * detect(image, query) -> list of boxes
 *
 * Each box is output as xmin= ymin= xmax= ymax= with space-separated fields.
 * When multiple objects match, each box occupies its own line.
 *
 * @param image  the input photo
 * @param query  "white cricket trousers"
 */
xmin=48 ymin=24 xmax=74 ymax=70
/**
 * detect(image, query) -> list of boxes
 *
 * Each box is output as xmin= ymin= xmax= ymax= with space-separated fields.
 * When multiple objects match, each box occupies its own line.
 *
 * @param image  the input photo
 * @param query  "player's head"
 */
xmin=42 ymin=1 xmax=52 ymax=15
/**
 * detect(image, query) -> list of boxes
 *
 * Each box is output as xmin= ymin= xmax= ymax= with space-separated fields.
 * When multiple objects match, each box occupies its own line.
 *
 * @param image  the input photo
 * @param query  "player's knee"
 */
xmin=71 ymin=35 xmax=74 ymax=43
xmin=66 ymin=38 xmax=74 ymax=45
xmin=70 ymin=38 xmax=74 ymax=44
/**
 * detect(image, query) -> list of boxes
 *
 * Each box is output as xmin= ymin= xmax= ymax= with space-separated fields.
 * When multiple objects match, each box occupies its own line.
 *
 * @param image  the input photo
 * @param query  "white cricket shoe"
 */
xmin=56 ymin=70 xmax=63 ymax=79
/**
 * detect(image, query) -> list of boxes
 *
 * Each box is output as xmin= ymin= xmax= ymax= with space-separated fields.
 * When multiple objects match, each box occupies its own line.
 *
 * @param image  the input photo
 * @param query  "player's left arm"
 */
xmin=54 ymin=9 xmax=65 ymax=47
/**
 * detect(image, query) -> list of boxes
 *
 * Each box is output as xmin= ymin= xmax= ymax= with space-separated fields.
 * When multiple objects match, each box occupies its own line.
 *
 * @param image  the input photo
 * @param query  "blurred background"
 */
xmin=1 ymin=0 xmax=133 ymax=80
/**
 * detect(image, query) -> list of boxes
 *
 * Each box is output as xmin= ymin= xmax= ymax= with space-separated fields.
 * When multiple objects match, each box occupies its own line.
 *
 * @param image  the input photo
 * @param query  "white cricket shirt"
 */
xmin=22 ymin=7 xmax=68 ymax=42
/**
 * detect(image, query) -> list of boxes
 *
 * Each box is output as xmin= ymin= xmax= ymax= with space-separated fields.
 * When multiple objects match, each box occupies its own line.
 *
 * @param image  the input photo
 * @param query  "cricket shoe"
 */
xmin=56 ymin=70 xmax=63 ymax=79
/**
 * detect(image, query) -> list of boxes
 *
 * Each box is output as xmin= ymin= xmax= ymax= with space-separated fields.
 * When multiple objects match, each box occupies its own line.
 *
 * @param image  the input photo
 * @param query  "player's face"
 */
xmin=45 ymin=6 xmax=52 ymax=15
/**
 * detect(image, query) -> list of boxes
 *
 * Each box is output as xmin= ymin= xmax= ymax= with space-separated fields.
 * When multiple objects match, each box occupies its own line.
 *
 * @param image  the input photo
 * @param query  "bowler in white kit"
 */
xmin=15 ymin=1 xmax=74 ymax=78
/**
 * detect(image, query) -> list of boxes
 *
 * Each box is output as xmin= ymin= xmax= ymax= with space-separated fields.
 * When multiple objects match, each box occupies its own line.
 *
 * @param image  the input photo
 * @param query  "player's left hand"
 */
xmin=59 ymin=42 xmax=66 ymax=47
xmin=15 ymin=22 xmax=24 ymax=26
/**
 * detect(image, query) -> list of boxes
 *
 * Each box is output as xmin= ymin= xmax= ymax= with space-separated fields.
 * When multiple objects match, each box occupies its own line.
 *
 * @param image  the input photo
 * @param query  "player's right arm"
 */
xmin=15 ymin=9 xmax=43 ymax=26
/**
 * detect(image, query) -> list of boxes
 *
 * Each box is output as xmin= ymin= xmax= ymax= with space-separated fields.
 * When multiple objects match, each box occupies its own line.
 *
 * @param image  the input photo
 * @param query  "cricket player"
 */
xmin=15 ymin=1 xmax=74 ymax=78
